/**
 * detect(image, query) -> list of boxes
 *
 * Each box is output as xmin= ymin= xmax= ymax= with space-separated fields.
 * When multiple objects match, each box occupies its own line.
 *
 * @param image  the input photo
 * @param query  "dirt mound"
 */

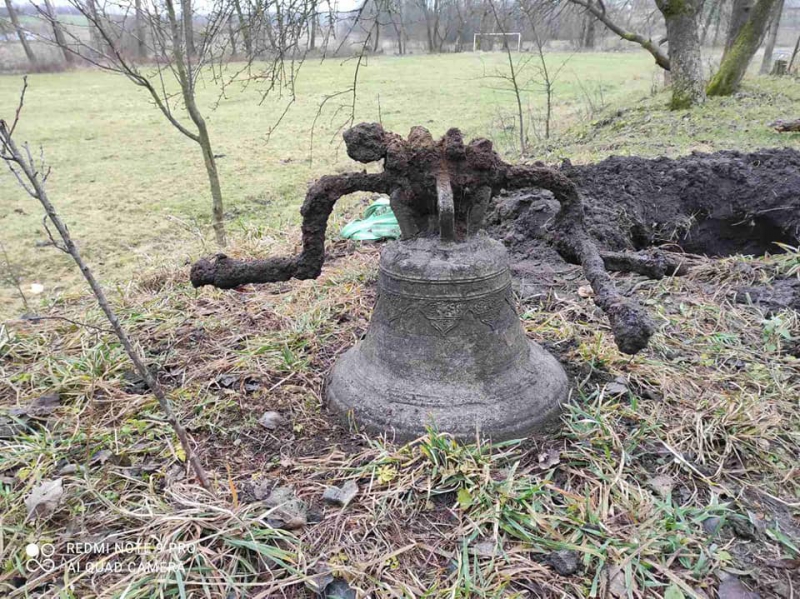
xmin=490 ymin=147 xmax=800 ymax=258
xmin=487 ymin=147 xmax=800 ymax=309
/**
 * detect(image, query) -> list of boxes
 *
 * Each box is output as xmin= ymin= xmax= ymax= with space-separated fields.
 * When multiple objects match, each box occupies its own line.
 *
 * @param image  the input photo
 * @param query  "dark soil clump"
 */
xmin=487 ymin=148 xmax=800 ymax=309
xmin=489 ymin=147 xmax=800 ymax=259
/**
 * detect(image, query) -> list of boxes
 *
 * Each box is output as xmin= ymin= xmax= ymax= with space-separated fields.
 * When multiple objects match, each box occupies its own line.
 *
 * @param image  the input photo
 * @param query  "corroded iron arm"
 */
xmin=190 ymin=171 xmax=391 ymax=289
xmin=499 ymin=165 xmax=656 ymax=354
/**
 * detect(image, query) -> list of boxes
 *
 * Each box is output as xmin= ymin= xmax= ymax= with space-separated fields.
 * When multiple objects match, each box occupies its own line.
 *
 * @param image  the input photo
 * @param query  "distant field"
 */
xmin=0 ymin=51 xmax=797 ymax=317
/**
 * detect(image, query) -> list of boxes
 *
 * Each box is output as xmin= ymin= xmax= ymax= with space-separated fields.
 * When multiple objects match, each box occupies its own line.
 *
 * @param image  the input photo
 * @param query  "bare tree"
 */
xmin=4 ymin=0 xmax=38 ymax=68
xmin=487 ymin=0 xmax=527 ymax=153
xmin=0 ymin=79 xmax=212 ymax=491
xmin=759 ymin=0 xmax=783 ymax=74
xmin=567 ymin=0 xmax=670 ymax=69
xmin=41 ymin=0 xmax=74 ymax=65
xmin=566 ymin=0 xmax=705 ymax=108
xmin=38 ymin=0 xmax=232 ymax=246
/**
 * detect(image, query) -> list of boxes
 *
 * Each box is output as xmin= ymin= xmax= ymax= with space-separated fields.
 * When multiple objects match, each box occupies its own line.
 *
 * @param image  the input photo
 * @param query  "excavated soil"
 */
xmin=487 ymin=148 xmax=800 ymax=309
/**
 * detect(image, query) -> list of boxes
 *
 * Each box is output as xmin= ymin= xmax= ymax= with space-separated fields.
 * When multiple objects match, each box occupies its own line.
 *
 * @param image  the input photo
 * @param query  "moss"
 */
xmin=669 ymin=88 xmax=697 ymax=110
xmin=659 ymin=0 xmax=692 ymax=18
xmin=707 ymin=0 xmax=777 ymax=96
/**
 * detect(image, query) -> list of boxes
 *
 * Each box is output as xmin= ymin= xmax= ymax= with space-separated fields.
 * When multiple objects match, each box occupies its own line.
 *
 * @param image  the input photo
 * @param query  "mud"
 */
xmin=487 ymin=148 xmax=800 ymax=311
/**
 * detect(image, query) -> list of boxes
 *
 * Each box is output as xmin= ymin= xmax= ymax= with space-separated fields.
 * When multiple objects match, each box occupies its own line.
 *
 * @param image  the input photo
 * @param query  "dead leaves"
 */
xmin=25 ymin=478 xmax=63 ymax=520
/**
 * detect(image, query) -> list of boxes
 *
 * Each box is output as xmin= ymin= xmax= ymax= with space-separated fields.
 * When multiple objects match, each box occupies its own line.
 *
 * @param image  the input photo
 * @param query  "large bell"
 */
xmin=327 ymin=233 xmax=570 ymax=441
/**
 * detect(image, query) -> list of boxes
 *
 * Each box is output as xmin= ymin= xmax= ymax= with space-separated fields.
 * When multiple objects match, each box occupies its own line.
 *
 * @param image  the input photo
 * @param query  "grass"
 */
xmin=2 ymin=54 xmax=798 ymax=318
xmin=1 ymin=53 xmax=799 ymax=597
xmin=0 ymin=51 xmax=665 ymax=317
xmin=0 ymin=234 xmax=797 ymax=597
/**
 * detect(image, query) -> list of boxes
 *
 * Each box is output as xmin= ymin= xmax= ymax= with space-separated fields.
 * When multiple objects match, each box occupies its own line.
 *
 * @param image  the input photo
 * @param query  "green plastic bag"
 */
xmin=340 ymin=197 xmax=401 ymax=241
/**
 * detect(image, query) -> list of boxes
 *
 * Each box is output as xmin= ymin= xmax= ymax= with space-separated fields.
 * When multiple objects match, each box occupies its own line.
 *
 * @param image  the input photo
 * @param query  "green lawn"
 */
xmin=1 ymin=52 xmax=798 ymax=317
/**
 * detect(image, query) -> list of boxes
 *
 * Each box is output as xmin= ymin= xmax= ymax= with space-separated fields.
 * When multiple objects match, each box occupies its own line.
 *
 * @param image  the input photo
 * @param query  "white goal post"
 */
xmin=472 ymin=32 xmax=522 ymax=52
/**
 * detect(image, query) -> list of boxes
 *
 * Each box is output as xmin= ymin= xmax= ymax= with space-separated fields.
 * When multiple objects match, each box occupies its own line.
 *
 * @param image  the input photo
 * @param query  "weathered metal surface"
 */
xmin=327 ymin=235 xmax=568 ymax=441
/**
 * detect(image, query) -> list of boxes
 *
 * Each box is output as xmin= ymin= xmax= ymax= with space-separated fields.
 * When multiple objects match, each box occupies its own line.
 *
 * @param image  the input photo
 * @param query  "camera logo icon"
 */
xmin=24 ymin=543 xmax=56 ymax=573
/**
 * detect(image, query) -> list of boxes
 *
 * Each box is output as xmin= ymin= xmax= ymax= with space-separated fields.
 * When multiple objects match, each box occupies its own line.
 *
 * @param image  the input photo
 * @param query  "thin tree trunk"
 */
xmin=85 ymin=0 xmax=105 ymax=56
xmin=583 ymin=13 xmax=596 ymax=49
xmin=656 ymin=0 xmax=706 ymax=108
xmin=135 ymin=0 xmax=147 ymax=58
xmin=233 ymin=0 xmax=252 ymax=57
xmin=788 ymin=32 xmax=800 ymax=71
xmin=309 ymin=0 xmax=317 ymax=50
xmin=227 ymin=18 xmax=238 ymax=56
xmin=711 ymin=4 xmax=723 ymax=45
xmin=0 ymin=116 xmax=211 ymax=492
xmin=700 ymin=0 xmax=721 ymax=45
xmin=726 ymin=0 xmax=755 ymax=50
xmin=707 ymin=0 xmax=777 ymax=95
xmin=165 ymin=0 xmax=227 ymax=246
xmin=759 ymin=0 xmax=784 ymax=74
xmin=373 ymin=18 xmax=380 ymax=51
xmin=181 ymin=0 xmax=196 ymax=58
xmin=4 ymin=0 xmax=38 ymax=67
xmin=43 ymin=0 xmax=73 ymax=64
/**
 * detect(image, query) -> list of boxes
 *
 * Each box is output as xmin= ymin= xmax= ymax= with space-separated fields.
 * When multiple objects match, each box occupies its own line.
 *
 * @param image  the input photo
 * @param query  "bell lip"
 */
xmin=325 ymin=339 xmax=570 ymax=443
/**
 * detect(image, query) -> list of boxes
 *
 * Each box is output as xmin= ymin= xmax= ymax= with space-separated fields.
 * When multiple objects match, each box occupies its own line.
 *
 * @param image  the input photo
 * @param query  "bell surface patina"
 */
xmin=327 ymin=234 xmax=569 ymax=441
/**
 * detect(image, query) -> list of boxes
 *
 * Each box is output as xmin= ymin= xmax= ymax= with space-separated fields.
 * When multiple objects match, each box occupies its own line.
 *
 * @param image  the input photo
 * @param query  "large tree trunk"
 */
xmin=134 ymin=0 xmax=147 ymax=59
xmin=726 ymin=0 xmax=754 ymax=50
xmin=43 ymin=0 xmax=73 ymax=64
xmin=5 ymin=0 xmax=38 ymax=67
xmin=656 ymin=0 xmax=706 ymax=108
xmin=707 ymin=0 xmax=777 ymax=95
xmin=759 ymin=0 xmax=784 ymax=74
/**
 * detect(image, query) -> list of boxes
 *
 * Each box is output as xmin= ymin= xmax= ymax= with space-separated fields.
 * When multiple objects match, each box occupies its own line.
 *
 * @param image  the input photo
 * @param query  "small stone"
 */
xmin=0 ymin=417 xmax=24 ymax=440
xmin=58 ymin=464 xmax=78 ymax=476
xmin=258 ymin=411 xmax=285 ymax=431
xmin=322 ymin=480 xmax=358 ymax=508
xmin=718 ymin=573 xmax=760 ymax=599
xmin=605 ymin=378 xmax=629 ymax=396
xmin=469 ymin=540 xmax=498 ymax=558
xmin=702 ymin=516 xmax=723 ymax=535
xmin=324 ymin=578 xmax=356 ymax=599
xmin=730 ymin=516 xmax=759 ymax=540
xmin=90 ymin=449 xmax=114 ymax=466
xmin=25 ymin=393 xmax=61 ymax=416
xmin=265 ymin=486 xmax=307 ymax=530
xmin=646 ymin=474 xmax=675 ymax=498
xmin=548 ymin=549 xmax=580 ymax=576
xmin=252 ymin=479 xmax=273 ymax=501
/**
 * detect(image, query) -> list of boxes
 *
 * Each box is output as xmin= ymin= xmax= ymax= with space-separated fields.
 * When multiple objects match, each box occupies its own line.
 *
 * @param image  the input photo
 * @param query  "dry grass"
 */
xmin=1 ymin=211 xmax=798 ymax=596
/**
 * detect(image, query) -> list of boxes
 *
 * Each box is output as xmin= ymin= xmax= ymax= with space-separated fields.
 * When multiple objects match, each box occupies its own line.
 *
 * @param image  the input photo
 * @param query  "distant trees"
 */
xmin=4 ymin=0 xmax=38 ymax=67
xmin=1 ymin=0 xmax=792 ymax=127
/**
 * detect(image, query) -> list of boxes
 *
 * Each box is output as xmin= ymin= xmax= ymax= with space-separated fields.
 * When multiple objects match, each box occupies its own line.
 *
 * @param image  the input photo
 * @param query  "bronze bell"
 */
xmin=191 ymin=123 xmax=656 ymax=441
xmin=327 ymin=233 xmax=569 ymax=441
